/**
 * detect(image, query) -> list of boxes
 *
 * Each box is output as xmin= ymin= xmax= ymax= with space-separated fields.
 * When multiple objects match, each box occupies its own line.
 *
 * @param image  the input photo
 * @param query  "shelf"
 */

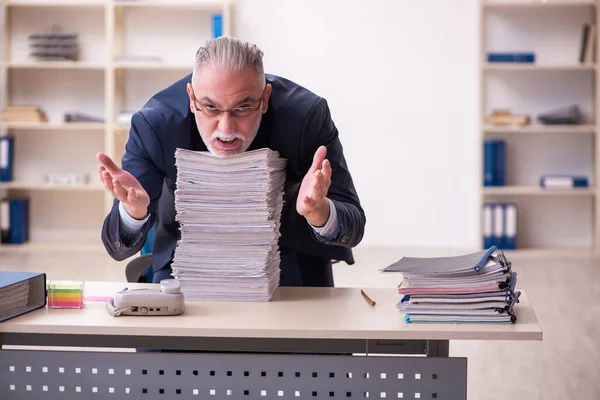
xmin=482 ymin=124 xmax=596 ymax=134
xmin=482 ymin=1 xmax=596 ymax=9
xmin=5 ymin=0 xmax=106 ymax=7
xmin=3 ymin=61 xmax=105 ymax=70
xmin=483 ymin=186 xmax=595 ymax=196
xmin=114 ymin=61 xmax=191 ymax=70
xmin=0 ymin=242 xmax=106 ymax=252
xmin=1 ymin=122 xmax=105 ymax=130
xmin=113 ymin=0 xmax=229 ymax=9
xmin=482 ymin=62 xmax=596 ymax=71
xmin=0 ymin=182 xmax=104 ymax=191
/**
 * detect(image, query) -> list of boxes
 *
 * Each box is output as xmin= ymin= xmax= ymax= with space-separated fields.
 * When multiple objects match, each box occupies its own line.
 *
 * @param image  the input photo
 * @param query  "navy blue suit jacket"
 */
xmin=101 ymin=73 xmax=366 ymax=287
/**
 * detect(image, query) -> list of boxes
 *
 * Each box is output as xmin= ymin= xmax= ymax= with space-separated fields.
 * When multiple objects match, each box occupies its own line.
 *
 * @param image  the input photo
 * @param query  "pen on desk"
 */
xmin=361 ymin=289 xmax=376 ymax=306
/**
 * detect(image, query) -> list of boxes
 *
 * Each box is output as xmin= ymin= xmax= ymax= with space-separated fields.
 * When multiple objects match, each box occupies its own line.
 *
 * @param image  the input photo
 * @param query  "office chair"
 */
xmin=124 ymin=227 xmax=155 ymax=283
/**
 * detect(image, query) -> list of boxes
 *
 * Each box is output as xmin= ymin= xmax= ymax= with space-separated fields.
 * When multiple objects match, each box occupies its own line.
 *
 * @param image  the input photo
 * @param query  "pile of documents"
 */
xmin=171 ymin=148 xmax=287 ymax=302
xmin=1 ymin=106 xmax=47 ymax=123
xmin=382 ymin=246 xmax=520 ymax=323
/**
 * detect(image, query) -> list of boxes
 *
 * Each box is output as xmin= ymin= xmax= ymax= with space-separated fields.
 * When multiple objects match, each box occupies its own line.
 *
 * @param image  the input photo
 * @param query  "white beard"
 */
xmin=198 ymin=113 xmax=262 ymax=156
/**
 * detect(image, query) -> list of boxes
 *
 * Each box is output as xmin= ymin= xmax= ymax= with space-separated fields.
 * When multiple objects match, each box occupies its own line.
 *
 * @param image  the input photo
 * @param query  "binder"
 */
xmin=540 ymin=175 xmax=588 ymax=188
xmin=483 ymin=139 xmax=505 ymax=186
xmin=504 ymin=203 xmax=517 ymax=250
xmin=0 ymin=271 xmax=47 ymax=323
xmin=212 ymin=14 xmax=223 ymax=38
xmin=493 ymin=203 xmax=505 ymax=249
xmin=0 ymin=136 xmax=14 ymax=182
xmin=482 ymin=203 xmax=494 ymax=249
xmin=487 ymin=52 xmax=535 ymax=63
xmin=0 ymin=199 xmax=9 ymax=244
xmin=9 ymin=198 xmax=30 ymax=244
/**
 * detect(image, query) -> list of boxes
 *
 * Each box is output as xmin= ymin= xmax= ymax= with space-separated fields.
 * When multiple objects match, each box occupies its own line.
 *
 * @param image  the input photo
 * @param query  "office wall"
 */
xmin=233 ymin=0 xmax=480 ymax=249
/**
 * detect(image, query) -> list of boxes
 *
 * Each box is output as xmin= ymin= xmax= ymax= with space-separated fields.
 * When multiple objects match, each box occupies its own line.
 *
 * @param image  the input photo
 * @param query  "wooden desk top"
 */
xmin=0 ymin=281 xmax=543 ymax=341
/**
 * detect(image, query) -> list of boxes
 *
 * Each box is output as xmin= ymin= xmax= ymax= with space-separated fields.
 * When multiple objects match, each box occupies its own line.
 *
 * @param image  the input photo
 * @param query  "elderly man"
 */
xmin=97 ymin=36 xmax=365 ymax=287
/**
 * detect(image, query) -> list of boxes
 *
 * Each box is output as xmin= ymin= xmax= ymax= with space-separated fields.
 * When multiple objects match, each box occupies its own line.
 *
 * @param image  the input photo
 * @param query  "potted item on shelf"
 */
xmin=537 ymin=105 xmax=583 ymax=125
xmin=485 ymin=109 xmax=530 ymax=126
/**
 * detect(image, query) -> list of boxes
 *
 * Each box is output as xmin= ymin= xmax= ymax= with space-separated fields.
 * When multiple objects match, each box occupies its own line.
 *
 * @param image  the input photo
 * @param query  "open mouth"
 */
xmin=216 ymin=138 xmax=239 ymax=146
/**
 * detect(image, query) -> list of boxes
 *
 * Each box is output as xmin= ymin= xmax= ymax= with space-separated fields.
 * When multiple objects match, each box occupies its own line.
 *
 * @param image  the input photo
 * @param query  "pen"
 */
xmin=361 ymin=289 xmax=376 ymax=306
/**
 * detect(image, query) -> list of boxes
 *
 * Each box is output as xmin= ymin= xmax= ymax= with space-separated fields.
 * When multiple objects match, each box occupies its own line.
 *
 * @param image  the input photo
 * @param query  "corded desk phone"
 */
xmin=106 ymin=279 xmax=185 ymax=317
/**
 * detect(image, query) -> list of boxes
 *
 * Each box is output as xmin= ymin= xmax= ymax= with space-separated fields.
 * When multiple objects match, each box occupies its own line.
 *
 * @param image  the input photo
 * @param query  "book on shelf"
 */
xmin=540 ymin=175 xmax=589 ymax=189
xmin=212 ymin=14 xmax=223 ymax=38
xmin=485 ymin=110 xmax=530 ymax=126
xmin=0 ymin=271 xmax=47 ymax=323
xmin=483 ymin=202 xmax=517 ymax=251
xmin=487 ymin=52 xmax=535 ymax=63
xmin=381 ymin=246 xmax=521 ymax=324
xmin=537 ymin=105 xmax=583 ymax=125
xmin=0 ymin=198 xmax=30 ymax=245
xmin=579 ymin=23 xmax=596 ymax=64
xmin=483 ymin=139 xmax=505 ymax=187
xmin=0 ymin=136 xmax=14 ymax=182
xmin=1 ymin=106 xmax=47 ymax=123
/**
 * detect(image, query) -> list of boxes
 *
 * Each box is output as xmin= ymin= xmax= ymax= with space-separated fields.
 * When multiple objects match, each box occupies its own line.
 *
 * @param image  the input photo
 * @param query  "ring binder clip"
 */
xmin=401 ymin=295 xmax=411 ymax=303
xmin=474 ymin=245 xmax=497 ymax=272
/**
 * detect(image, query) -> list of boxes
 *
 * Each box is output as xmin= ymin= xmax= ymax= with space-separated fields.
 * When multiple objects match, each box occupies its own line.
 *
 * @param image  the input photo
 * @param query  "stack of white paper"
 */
xmin=382 ymin=247 xmax=521 ymax=323
xmin=171 ymin=148 xmax=287 ymax=302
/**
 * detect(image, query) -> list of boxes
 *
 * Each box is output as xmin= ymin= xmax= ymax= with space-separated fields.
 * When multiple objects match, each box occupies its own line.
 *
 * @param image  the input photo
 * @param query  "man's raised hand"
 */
xmin=296 ymin=145 xmax=332 ymax=227
xmin=97 ymin=152 xmax=150 ymax=220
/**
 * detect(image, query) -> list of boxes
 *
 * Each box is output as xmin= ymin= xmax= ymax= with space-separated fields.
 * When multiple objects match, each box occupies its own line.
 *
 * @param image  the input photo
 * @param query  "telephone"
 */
xmin=106 ymin=279 xmax=185 ymax=317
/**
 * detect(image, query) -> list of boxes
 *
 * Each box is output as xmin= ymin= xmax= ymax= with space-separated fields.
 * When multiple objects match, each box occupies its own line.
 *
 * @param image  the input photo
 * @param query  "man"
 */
xmin=98 ymin=36 xmax=365 ymax=287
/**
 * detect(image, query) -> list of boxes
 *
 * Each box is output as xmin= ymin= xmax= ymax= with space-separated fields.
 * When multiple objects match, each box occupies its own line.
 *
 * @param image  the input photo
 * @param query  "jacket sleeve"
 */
xmin=101 ymin=112 xmax=165 ymax=261
xmin=284 ymin=97 xmax=366 ymax=249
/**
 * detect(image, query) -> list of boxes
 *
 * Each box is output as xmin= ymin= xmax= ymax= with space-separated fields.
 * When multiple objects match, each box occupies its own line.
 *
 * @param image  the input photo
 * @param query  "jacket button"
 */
xmin=341 ymin=235 xmax=349 ymax=244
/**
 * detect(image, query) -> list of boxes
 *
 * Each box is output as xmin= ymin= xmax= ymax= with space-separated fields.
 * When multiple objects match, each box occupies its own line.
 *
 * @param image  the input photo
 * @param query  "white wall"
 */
xmin=233 ymin=0 xmax=481 ymax=250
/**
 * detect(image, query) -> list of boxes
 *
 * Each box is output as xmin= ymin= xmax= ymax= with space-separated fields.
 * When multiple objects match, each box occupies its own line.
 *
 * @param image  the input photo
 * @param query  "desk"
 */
xmin=0 ymin=281 xmax=543 ymax=399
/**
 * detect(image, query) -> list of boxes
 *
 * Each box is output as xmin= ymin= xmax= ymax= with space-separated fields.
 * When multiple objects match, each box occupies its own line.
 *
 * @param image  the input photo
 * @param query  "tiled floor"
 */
xmin=2 ymin=245 xmax=599 ymax=399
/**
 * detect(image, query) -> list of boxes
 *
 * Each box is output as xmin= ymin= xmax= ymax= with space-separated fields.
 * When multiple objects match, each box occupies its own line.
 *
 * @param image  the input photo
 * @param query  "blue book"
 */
xmin=487 ymin=52 xmax=535 ymax=63
xmin=484 ymin=140 xmax=506 ymax=186
xmin=9 ymin=198 xmax=29 ymax=244
xmin=483 ymin=140 xmax=496 ymax=186
xmin=0 ymin=136 xmax=14 ymax=182
xmin=540 ymin=175 xmax=588 ymax=188
xmin=0 ymin=271 xmax=47 ymax=323
xmin=504 ymin=203 xmax=518 ymax=250
xmin=492 ymin=202 xmax=505 ymax=249
xmin=482 ymin=203 xmax=494 ymax=249
xmin=495 ymin=140 xmax=505 ymax=186
xmin=212 ymin=14 xmax=223 ymax=38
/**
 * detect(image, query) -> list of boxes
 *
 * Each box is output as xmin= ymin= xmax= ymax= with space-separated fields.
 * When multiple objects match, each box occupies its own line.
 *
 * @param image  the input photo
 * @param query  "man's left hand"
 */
xmin=297 ymin=145 xmax=332 ymax=227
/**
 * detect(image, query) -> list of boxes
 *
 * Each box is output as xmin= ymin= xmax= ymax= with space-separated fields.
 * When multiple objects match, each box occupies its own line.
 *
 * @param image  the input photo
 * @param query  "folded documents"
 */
xmin=171 ymin=148 xmax=287 ymax=302
xmin=384 ymin=246 xmax=520 ymax=324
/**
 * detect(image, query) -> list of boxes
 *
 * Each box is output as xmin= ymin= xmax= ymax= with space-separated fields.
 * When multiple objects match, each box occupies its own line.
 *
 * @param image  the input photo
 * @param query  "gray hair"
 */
xmin=192 ymin=36 xmax=265 ymax=85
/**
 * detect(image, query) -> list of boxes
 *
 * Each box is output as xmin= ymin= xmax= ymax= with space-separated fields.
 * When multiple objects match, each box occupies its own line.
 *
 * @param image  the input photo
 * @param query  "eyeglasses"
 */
xmin=190 ymin=85 xmax=266 ymax=118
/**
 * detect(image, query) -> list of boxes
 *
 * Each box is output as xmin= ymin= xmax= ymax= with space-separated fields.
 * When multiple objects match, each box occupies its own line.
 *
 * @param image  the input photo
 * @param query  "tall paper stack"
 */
xmin=171 ymin=148 xmax=287 ymax=302
xmin=382 ymin=246 xmax=520 ymax=323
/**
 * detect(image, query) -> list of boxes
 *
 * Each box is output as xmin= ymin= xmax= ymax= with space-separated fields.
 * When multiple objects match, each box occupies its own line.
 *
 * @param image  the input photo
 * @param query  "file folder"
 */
xmin=0 ymin=199 xmax=9 ymax=244
xmin=0 ymin=271 xmax=47 ymax=323
xmin=0 ymin=136 xmax=14 ymax=182
xmin=504 ymin=203 xmax=517 ymax=250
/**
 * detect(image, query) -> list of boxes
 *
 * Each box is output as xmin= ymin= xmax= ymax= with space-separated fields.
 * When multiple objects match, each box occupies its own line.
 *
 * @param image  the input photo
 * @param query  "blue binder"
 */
xmin=483 ymin=140 xmax=506 ymax=186
xmin=7 ymin=198 xmax=30 ymax=244
xmin=540 ymin=175 xmax=588 ymax=188
xmin=212 ymin=14 xmax=223 ymax=38
xmin=0 ymin=136 xmax=14 ymax=182
xmin=487 ymin=52 xmax=535 ymax=63
xmin=0 ymin=271 xmax=47 ymax=323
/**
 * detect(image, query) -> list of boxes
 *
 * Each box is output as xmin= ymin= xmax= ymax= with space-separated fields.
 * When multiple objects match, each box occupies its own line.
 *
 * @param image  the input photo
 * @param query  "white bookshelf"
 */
xmin=0 ymin=0 xmax=233 ymax=250
xmin=479 ymin=0 xmax=599 ymax=255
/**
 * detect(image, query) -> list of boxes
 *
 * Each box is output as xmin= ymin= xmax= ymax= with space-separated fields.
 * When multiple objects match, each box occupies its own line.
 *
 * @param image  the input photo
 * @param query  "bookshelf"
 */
xmin=0 ymin=0 xmax=233 ymax=251
xmin=479 ymin=0 xmax=599 ymax=255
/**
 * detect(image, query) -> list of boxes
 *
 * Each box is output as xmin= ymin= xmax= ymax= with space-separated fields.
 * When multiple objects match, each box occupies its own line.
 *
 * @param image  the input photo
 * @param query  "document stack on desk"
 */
xmin=382 ymin=246 xmax=520 ymax=324
xmin=171 ymin=148 xmax=287 ymax=302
